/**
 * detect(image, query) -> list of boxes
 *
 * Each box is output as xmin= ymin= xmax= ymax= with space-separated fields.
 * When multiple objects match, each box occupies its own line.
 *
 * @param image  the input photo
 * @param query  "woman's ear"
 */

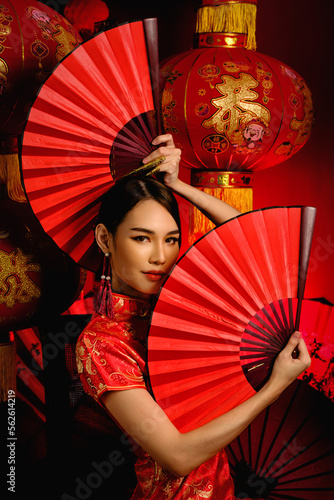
xmin=95 ymin=223 xmax=112 ymax=254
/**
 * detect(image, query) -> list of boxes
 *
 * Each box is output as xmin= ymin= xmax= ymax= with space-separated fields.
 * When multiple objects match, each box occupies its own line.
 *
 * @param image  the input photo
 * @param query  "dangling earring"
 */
xmin=94 ymin=252 xmax=113 ymax=318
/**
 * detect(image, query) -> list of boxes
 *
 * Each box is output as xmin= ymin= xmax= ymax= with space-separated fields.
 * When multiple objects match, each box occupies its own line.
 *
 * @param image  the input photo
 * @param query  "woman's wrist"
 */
xmin=168 ymin=178 xmax=190 ymax=195
xmin=260 ymin=377 xmax=286 ymax=405
xmin=169 ymin=179 xmax=211 ymax=210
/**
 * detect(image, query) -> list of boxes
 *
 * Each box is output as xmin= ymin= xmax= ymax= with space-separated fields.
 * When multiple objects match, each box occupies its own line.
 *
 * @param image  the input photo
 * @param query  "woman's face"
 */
xmin=107 ymin=199 xmax=180 ymax=299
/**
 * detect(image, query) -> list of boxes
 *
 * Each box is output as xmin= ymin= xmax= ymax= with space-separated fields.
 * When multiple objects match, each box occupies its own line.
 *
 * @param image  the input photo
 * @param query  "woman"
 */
xmin=76 ymin=134 xmax=311 ymax=499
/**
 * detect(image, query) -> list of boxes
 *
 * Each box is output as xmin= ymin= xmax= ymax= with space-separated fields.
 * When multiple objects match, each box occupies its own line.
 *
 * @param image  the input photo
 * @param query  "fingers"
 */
xmin=269 ymin=332 xmax=311 ymax=393
xmin=140 ymin=138 xmax=180 ymax=187
xmin=294 ymin=338 xmax=311 ymax=368
xmin=285 ymin=331 xmax=301 ymax=355
xmin=143 ymin=149 xmax=180 ymax=166
xmin=152 ymin=134 xmax=174 ymax=148
xmin=281 ymin=331 xmax=311 ymax=368
xmin=143 ymin=140 xmax=181 ymax=172
xmin=143 ymin=134 xmax=177 ymax=163
xmin=158 ymin=152 xmax=181 ymax=169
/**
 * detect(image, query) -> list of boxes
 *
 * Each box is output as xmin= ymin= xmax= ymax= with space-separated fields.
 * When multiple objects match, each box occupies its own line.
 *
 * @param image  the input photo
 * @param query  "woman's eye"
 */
xmin=133 ymin=236 xmax=149 ymax=242
xmin=166 ymin=237 xmax=179 ymax=244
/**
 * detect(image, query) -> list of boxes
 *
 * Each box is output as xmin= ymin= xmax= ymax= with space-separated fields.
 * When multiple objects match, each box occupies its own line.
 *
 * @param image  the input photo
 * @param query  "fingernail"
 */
xmin=292 ymin=331 xmax=300 ymax=339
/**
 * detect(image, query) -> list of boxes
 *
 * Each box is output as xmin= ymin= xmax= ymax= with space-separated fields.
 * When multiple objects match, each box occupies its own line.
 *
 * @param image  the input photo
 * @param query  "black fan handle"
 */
xmin=143 ymin=18 xmax=162 ymax=136
xmin=294 ymin=206 xmax=317 ymax=331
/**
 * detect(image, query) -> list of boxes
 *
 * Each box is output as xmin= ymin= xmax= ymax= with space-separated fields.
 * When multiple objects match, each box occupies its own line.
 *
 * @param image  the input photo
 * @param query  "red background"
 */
xmin=102 ymin=0 xmax=334 ymax=303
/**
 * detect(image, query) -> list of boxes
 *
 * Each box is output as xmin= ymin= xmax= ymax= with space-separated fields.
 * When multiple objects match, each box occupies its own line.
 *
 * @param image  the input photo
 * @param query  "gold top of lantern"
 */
xmin=195 ymin=0 xmax=257 ymax=50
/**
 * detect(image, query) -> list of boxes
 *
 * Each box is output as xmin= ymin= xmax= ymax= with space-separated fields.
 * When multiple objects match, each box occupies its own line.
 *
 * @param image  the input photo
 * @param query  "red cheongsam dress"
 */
xmin=76 ymin=293 xmax=236 ymax=499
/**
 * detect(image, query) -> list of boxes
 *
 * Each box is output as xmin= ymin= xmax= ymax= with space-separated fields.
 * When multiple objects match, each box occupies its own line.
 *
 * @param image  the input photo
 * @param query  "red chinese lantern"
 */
xmin=64 ymin=0 xmax=110 ymax=40
xmin=0 ymin=0 xmax=82 ymax=202
xmin=0 ymin=197 xmax=85 ymax=333
xmin=0 ymin=0 xmax=81 ymax=137
xmin=0 ymin=196 xmax=85 ymax=400
xmin=160 ymin=0 xmax=314 ymax=241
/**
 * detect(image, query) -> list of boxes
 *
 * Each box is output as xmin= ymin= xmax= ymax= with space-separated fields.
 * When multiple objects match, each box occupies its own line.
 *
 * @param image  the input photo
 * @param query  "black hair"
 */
xmin=97 ymin=176 xmax=181 ymax=243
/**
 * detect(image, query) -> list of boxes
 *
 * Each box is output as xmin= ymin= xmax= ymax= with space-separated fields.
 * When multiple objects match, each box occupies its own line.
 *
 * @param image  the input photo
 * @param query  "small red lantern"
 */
xmin=64 ymin=0 xmax=110 ymax=40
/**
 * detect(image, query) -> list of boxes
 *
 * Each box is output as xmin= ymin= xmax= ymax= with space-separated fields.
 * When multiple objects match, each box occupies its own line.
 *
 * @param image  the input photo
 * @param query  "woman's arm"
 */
xmin=101 ymin=332 xmax=310 ymax=477
xmin=170 ymin=178 xmax=241 ymax=226
xmin=143 ymin=134 xmax=241 ymax=225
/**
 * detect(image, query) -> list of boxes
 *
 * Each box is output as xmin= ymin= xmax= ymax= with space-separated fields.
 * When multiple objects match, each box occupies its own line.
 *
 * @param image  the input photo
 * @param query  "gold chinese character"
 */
xmin=218 ymin=174 xmax=230 ymax=186
xmin=0 ymin=249 xmax=41 ymax=308
xmin=202 ymin=72 xmax=271 ymax=140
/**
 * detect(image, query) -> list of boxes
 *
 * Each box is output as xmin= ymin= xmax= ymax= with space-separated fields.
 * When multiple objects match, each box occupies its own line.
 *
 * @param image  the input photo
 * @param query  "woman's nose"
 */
xmin=149 ymin=242 xmax=166 ymax=264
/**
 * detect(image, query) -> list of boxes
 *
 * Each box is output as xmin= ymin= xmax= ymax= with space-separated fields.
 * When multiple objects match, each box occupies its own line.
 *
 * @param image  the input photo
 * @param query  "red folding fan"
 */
xmin=148 ymin=206 xmax=316 ymax=432
xmin=226 ymin=379 xmax=334 ymax=499
xmin=20 ymin=19 xmax=161 ymax=272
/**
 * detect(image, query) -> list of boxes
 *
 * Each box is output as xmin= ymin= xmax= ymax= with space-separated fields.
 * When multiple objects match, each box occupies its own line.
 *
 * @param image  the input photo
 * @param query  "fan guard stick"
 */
xmin=143 ymin=18 xmax=162 ymax=136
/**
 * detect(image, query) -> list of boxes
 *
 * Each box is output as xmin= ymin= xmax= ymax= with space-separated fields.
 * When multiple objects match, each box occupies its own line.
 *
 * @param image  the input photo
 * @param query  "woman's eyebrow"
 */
xmin=130 ymin=227 xmax=180 ymax=235
xmin=130 ymin=227 xmax=154 ymax=234
xmin=167 ymin=230 xmax=181 ymax=235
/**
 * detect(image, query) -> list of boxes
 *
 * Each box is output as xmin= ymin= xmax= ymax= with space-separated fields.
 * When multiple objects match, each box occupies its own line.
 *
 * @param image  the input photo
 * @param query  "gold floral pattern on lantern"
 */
xmin=0 ymin=57 xmax=10 ymax=92
xmin=202 ymin=134 xmax=229 ymax=154
xmin=0 ymin=199 xmax=84 ymax=332
xmin=26 ymin=6 xmax=81 ymax=63
xmin=0 ymin=248 xmax=41 ymax=309
xmin=0 ymin=5 xmax=12 ymax=52
xmin=198 ymin=63 xmax=221 ymax=88
xmin=0 ymin=0 xmax=81 ymax=136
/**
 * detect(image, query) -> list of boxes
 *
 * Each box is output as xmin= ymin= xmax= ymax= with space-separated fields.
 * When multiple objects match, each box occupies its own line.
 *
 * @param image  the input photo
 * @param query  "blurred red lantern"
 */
xmin=64 ymin=0 xmax=110 ymax=40
xmin=0 ymin=0 xmax=82 ymax=204
xmin=0 ymin=197 xmax=85 ymax=334
xmin=0 ymin=0 xmax=81 ymax=136
xmin=0 ymin=194 xmax=86 ymax=401
xmin=161 ymin=0 xmax=314 ymax=173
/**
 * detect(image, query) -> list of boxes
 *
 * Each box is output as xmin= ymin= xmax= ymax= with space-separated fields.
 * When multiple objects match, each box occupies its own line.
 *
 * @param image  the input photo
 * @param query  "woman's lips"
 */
xmin=142 ymin=271 xmax=165 ymax=282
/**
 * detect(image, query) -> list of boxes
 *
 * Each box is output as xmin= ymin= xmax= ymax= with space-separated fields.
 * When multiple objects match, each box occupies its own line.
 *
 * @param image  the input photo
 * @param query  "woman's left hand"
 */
xmin=267 ymin=331 xmax=311 ymax=394
xmin=143 ymin=134 xmax=181 ymax=189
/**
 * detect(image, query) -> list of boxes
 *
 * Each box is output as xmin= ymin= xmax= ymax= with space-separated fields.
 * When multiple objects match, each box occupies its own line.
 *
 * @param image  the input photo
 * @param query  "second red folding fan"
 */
xmin=148 ymin=206 xmax=316 ymax=432
xmin=226 ymin=380 xmax=334 ymax=499
xmin=20 ymin=19 xmax=160 ymax=271
xmin=297 ymin=298 xmax=334 ymax=401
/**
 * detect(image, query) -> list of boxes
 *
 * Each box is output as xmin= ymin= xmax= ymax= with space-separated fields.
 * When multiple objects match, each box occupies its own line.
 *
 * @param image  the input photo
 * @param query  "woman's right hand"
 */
xmin=266 ymin=331 xmax=311 ymax=396
xmin=142 ymin=134 xmax=181 ymax=189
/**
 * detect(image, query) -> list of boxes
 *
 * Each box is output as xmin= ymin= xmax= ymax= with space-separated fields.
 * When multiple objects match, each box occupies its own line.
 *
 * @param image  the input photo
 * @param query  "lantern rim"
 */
xmin=194 ymin=32 xmax=247 ymax=48
xmin=199 ymin=0 xmax=257 ymax=5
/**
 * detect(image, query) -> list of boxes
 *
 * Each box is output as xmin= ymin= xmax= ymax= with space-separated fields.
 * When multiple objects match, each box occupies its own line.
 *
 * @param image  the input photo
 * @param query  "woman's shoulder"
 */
xmin=84 ymin=313 xmax=114 ymax=330
xmin=76 ymin=313 xmax=148 ymax=397
xmin=78 ymin=314 xmax=123 ymax=342
xmin=76 ymin=314 xmax=122 ymax=361
xmin=76 ymin=313 xmax=145 ymax=362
